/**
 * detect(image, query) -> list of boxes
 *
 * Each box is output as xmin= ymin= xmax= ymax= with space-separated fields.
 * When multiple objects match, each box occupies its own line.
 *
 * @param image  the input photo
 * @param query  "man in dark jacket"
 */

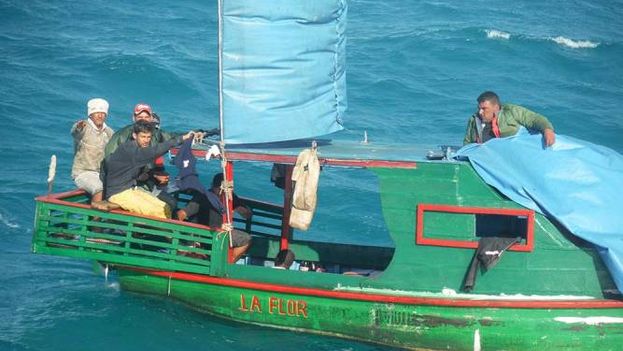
xmin=104 ymin=104 xmax=176 ymax=198
xmin=103 ymin=120 xmax=193 ymax=218
xmin=103 ymin=103 xmax=215 ymax=211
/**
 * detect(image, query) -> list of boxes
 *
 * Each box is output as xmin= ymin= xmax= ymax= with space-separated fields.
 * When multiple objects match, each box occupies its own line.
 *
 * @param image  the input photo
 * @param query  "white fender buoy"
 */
xmin=47 ymin=155 xmax=56 ymax=194
xmin=289 ymin=147 xmax=320 ymax=230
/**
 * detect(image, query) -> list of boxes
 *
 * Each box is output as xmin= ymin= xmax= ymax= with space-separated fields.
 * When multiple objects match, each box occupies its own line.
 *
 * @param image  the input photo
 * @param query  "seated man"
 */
xmin=71 ymin=98 xmax=114 ymax=203
xmin=177 ymin=173 xmax=252 ymax=262
xmin=102 ymin=120 xmax=193 ymax=218
xmin=104 ymin=103 xmax=179 ymax=210
xmin=273 ymin=249 xmax=295 ymax=269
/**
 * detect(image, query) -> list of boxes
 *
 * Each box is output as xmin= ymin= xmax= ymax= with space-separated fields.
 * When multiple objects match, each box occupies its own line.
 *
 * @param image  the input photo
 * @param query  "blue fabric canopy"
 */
xmin=220 ymin=0 xmax=347 ymax=144
xmin=456 ymin=129 xmax=623 ymax=292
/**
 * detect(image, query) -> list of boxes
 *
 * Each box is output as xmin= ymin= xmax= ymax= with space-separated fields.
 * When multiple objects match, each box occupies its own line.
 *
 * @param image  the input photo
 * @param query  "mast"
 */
xmin=217 ymin=0 xmax=224 ymax=143
xmin=217 ymin=0 xmax=234 ymax=255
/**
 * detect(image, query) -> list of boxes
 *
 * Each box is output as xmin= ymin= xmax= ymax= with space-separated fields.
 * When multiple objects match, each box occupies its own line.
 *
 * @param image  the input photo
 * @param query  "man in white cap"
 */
xmin=71 ymin=98 xmax=114 ymax=203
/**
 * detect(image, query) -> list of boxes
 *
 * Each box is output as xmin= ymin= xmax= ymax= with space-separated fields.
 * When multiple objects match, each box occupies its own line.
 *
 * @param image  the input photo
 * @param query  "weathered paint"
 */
xmin=117 ymin=268 xmax=623 ymax=350
xmin=31 ymin=160 xmax=623 ymax=350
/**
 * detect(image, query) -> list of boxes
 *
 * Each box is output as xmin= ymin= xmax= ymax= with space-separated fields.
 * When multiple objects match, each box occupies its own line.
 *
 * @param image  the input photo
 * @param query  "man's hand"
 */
xmin=75 ymin=120 xmax=86 ymax=130
xmin=193 ymin=131 xmax=206 ymax=143
xmin=543 ymin=128 xmax=556 ymax=147
xmin=182 ymin=131 xmax=195 ymax=141
xmin=153 ymin=174 xmax=169 ymax=185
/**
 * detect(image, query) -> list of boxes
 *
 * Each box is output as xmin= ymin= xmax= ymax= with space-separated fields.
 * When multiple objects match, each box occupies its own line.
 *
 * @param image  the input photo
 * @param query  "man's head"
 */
xmin=132 ymin=120 xmax=155 ymax=148
xmin=87 ymin=98 xmax=109 ymax=128
xmin=476 ymin=91 xmax=501 ymax=123
xmin=274 ymin=249 xmax=295 ymax=269
xmin=211 ymin=173 xmax=224 ymax=192
xmin=133 ymin=103 xmax=153 ymax=122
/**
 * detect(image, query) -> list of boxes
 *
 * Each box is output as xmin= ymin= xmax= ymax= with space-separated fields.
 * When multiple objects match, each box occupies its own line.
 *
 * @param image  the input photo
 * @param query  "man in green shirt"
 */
xmin=464 ymin=91 xmax=556 ymax=146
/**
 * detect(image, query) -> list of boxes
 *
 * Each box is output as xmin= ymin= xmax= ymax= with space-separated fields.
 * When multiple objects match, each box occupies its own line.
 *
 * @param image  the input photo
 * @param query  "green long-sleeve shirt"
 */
xmin=463 ymin=104 xmax=554 ymax=145
xmin=104 ymin=124 xmax=177 ymax=158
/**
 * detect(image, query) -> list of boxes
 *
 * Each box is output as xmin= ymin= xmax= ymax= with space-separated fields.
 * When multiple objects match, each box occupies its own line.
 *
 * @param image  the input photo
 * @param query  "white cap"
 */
xmin=87 ymin=98 xmax=109 ymax=116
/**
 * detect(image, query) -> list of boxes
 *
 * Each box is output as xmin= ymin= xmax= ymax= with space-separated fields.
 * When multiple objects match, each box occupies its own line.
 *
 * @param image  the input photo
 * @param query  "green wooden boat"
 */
xmin=32 ymin=148 xmax=623 ymax=350
xmin=32 ymin=1 xmax=623 ymax=349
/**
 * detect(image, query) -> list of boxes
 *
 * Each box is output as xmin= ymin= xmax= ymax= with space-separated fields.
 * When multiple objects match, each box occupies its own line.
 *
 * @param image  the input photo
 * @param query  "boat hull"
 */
xmin=118 ymin=267 xmax=623 ymax=351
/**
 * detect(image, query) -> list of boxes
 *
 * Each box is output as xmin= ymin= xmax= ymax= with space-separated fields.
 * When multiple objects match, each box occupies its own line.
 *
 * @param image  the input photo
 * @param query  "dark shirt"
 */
xmin=104 ymin=124 xmax=177 ymax=159
xmin=187 ymin=191 xmax=243 ymax=228
xmin=103 ymin=136 xmax=182 ymax=198
xmin=481 ymin=122 xmax=496 ymax=143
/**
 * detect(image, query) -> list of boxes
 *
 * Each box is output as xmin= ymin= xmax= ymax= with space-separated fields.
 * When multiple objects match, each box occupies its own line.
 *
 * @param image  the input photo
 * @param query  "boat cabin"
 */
xmin=33 ymin=141 xmax=616 ymax=298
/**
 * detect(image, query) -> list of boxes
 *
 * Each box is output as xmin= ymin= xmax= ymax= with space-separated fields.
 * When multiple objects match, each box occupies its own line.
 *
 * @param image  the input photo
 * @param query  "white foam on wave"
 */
xmin=485 ymin=29 xmax=510 ymax=40
xmin=0 ymin=212 xmax=19 ymax=229
xmin=550 ymin=36 xmax=599 ymax=49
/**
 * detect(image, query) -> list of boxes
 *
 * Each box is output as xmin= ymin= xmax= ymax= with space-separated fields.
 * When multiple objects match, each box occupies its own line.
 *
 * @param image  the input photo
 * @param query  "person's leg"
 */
xmin=230 ymin=229 xmax=252 ymax=262
xmin=75 ymin=171 xmax=106 ymax=224
xmin=176 ymin=192 xmax=206 ymax=221
xmin=91 ymin=191 xmax=103 ymax=202
xmin=74 ymin=171 xmax=104 ymax=202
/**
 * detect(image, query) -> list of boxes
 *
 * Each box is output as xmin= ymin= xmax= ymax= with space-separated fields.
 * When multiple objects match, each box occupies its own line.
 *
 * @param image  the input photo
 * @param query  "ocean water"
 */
xmin=1 ymin=0 xmax=622 ymax=350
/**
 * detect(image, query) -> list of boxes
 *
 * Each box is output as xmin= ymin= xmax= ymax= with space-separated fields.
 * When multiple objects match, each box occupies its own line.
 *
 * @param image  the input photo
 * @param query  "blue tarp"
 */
xmin=456 ymin=129 xmax=623 ymax=292
xmin=220 ymin=0 xmax=347 ymax=144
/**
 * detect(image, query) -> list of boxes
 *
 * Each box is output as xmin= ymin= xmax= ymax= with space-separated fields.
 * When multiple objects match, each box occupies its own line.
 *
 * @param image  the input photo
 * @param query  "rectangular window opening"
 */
xmin=415 ymin=204 xmax=534 ymax=252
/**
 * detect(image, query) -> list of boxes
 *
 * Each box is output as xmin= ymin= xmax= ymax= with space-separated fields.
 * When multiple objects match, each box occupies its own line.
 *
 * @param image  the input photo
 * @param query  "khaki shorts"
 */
xmin=74 ymin=171 xmax=103 ymax=195
xmin=109 ymin=187 xmax=172 ymax=219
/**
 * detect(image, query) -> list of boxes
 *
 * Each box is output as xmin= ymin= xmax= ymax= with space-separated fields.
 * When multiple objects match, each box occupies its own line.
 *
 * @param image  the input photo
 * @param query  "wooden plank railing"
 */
xmin=33 ymin=192 xmax=220 ymax=275
xmin=32 ymin=191 xmax=285 ymax=274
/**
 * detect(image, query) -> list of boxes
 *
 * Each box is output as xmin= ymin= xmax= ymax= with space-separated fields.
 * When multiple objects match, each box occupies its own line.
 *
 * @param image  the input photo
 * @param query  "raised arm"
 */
xmin=71 ymin=120 xmax=86 ymax=139
xmin=131 ymin=131 xmax=194 ymax=165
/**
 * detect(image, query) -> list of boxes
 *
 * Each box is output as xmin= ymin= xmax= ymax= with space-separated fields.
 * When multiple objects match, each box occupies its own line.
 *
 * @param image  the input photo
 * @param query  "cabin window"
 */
xmin=222 ymin=161 xmax=396 ymax=274
xmin=415 ymin=204 xmax=534 ymax=252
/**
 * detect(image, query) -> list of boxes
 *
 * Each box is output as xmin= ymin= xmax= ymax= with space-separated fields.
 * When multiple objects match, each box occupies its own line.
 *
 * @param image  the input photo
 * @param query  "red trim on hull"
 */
xmin=122 ymin=266 xmax=623 ymax=309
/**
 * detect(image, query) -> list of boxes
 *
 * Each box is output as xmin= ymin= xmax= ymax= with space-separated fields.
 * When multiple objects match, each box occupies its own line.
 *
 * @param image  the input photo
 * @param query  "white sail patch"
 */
xmin=554 ymin=317 xmax=623 ymax=325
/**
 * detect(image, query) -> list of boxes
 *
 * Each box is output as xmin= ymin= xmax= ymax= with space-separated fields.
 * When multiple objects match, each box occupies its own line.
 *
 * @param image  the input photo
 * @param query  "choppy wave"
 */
xmin=550 ymin=36 xmax=599 ymax=48
xmin=485 ymin=30 xmax=600 ymax=49
xmin=0 ymin=212 xmax=19 ymax=229
xmin=485 ymin=29 xmax=510 ymax=40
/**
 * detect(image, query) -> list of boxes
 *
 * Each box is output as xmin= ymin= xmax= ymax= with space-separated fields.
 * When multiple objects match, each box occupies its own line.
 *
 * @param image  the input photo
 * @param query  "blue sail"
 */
xmin=219 ymin=0 xmax=347 ymax=144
